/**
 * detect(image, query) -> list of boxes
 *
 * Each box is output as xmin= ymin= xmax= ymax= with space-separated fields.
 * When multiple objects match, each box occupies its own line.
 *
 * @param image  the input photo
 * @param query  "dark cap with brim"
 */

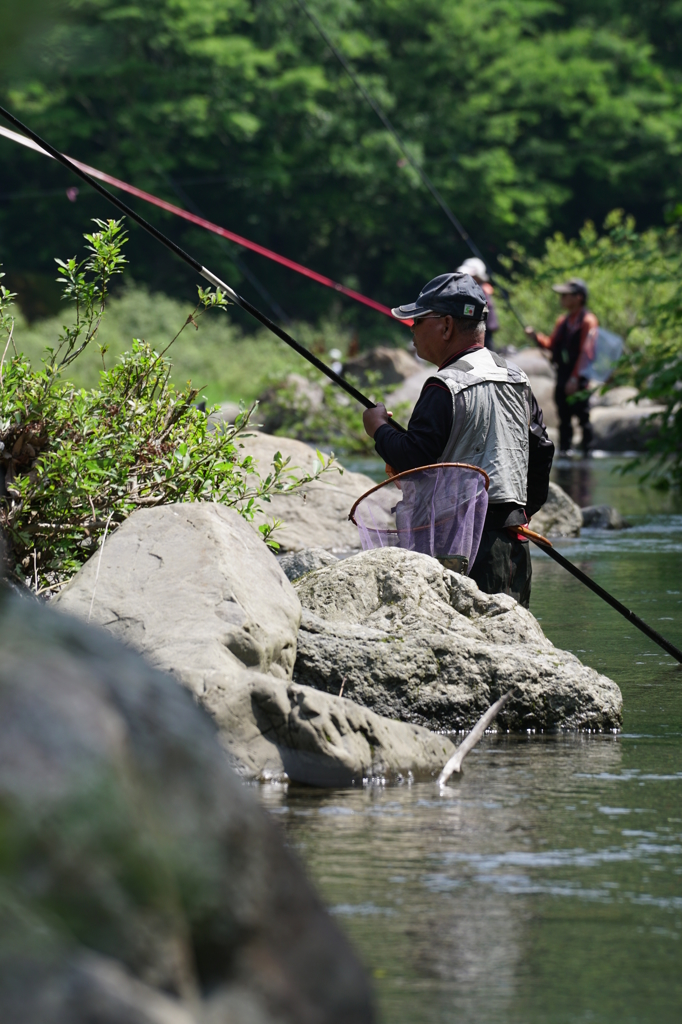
xmin=552 ymin=277 xmax=588 ymax=299
xmin=392 ymin=272 xmax=488 ymax=321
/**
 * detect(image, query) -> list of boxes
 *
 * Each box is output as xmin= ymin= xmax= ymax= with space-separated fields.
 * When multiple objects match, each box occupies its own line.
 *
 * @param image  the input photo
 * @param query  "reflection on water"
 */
xmin=261 ymin=459 xmax=682 ymax=1023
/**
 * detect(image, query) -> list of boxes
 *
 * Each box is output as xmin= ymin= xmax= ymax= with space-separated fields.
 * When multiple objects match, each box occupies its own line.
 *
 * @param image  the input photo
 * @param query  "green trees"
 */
xmin=1 ymin=0 xmax=682 ymax=327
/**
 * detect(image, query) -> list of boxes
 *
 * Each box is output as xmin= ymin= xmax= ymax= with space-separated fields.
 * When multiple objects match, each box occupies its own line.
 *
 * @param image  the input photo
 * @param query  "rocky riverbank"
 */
xmin=54 ymin=493 xmax=623 ymax=791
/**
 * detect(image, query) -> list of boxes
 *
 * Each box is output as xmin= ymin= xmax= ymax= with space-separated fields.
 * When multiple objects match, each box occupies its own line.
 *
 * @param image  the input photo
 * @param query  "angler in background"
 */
xmin=456 ymin=257 xmax=499 ymax=351
xmin=362 ymin=273 xmax=554 ymax=607
xmin=524 ymin=277 xmax=598 ymax=457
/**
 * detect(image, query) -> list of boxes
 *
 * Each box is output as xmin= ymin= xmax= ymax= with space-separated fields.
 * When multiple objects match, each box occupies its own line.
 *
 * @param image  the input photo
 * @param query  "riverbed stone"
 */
xmin=204 ymin=671 xmax=456 ymax=786
xmin=581 ymin=504 xmax=627 ymax=530
xmin=293 ymin=548 xmax=622 ymax=732
xmin=55 ymin=502 xmax=301 ymax=694
xmin=238 ymin=432 xmax=373 ymax=552
xmin=54 ymin=503 xmax=450 ymax=785
xmin=0 ymin=586 xmax=374 ymax=1023
xmin=279 ymin=547 xmax=339 ymax=581
xmin=529 ymin=481 xmax=583 ymax=537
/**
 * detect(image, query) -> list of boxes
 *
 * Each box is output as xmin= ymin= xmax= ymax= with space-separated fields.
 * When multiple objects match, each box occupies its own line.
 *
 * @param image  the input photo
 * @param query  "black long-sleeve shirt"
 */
xmin=375 ymin=351 xmax=554 ymax=527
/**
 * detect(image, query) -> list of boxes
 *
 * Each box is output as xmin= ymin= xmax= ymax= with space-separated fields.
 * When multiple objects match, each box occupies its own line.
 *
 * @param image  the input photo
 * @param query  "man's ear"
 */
xmin=443 ymin=315 xmax=454 ymax=341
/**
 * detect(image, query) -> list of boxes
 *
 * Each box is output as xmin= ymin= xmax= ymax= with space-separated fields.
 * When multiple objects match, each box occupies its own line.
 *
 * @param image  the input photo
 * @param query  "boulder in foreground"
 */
xmin=293 ymin=548 xmax=622 ymax=733
xmin=56 ymin=504 xmax=454 ymax=785
xmin=0 ymin=587 xmax=374 ymax=1023
xmin=56 ymin=502 xmax=301 ymax=694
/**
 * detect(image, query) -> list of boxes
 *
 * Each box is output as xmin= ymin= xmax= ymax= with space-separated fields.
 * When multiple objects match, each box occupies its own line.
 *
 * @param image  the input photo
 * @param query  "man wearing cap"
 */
xmin=456 ymin=257 xmax=500 ymax=351
xmin=362 ymin=272 xmax=554 ymax=607
xmin=524 ymin=278 xmax=598 ymax=456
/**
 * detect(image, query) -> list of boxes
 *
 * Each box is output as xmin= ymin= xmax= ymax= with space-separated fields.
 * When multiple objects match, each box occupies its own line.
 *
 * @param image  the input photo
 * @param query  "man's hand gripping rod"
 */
xmin=0 ymin=105 xmax=405 ymax=431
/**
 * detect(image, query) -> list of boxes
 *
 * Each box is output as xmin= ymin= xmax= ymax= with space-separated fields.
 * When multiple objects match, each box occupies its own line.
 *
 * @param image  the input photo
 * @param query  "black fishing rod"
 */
xmin=295 ymin=0 xmax=527 ymax=331
xmin=519 ymin=526 xmax=682 ymax=664
xmin=0 ymin=105 xmax=406 ymax=429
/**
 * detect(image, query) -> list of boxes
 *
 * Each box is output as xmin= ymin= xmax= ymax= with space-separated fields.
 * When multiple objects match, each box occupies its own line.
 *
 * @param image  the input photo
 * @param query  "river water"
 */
xmin=261 ymin=458 xmax=682 ymax=1024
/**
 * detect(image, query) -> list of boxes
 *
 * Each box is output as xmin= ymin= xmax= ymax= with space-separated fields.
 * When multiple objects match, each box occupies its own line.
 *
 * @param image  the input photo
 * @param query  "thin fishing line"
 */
xmin=295 ymin=0 xmax=527 ymax=328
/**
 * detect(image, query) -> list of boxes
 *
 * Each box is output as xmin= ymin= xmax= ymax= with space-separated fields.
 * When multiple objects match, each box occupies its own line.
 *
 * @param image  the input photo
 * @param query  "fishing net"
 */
xmin=583 ymin=328 xmax=624 ymax=382
xmin=349 ymin=463 xmax=489 ymax=575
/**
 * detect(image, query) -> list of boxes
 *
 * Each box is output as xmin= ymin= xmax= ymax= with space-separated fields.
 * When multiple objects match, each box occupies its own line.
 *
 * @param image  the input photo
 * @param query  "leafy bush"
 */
xmin=0 ymin=220 xmax=334 ymax=593
xmin=499 ymin=211 xmax=682 ymax=488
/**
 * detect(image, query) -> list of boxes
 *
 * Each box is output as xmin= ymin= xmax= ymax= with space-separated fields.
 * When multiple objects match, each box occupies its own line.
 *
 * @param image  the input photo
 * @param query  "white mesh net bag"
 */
xmin=349 ymin=462 xmax=489 ymax=575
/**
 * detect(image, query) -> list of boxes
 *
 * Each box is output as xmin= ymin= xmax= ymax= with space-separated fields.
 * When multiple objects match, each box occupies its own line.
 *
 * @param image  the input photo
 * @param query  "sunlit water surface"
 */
xmin=260 ymin=458 xmax=682 ymax=1023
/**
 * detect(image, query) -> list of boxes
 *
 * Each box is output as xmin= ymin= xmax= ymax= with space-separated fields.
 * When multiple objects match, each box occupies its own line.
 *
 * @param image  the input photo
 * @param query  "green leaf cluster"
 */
xmin=3 ymin=0 xmax=682 ymax=328
xmin=0 ymin=219 xmax=334 ymax=592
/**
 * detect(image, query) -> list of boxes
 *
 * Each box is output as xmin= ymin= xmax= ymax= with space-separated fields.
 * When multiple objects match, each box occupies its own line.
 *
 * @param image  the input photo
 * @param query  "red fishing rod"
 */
xmin=0 ymin=104 xmax=405 ymax=431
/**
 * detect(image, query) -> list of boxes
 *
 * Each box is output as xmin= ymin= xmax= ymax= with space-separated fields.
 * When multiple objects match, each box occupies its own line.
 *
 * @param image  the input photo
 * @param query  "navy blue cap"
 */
xmin=392 ymin=272 xmax=489 ymax=322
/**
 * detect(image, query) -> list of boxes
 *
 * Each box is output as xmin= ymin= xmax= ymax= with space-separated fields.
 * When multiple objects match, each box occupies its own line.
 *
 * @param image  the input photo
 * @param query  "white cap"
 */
xmin=455 ymin=257 xmax=488 ymax=283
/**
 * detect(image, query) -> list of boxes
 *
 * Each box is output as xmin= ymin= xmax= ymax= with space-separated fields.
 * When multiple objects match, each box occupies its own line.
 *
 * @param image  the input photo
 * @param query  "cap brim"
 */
xmin=552 ymin=284 xmax=582 ymax=295
xmin=391 ymin=303 xmax=433 ymax=320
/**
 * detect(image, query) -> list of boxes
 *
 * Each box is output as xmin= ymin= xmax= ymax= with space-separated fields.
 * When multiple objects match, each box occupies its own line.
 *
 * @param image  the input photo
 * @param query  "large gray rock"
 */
xmin=293 ymin=548 xmax=622 ymax=732
xmin=581 ymin=504 xmax=627 ymax=530
xmin=0 ymin=587 xmax=374 ymax=1023
xmin=56 ymin=502 xmax=301 ymax=695
xmin=530 ymin=481 xmax=583 ymax=537
xmin=55 ymin=504 xmax=452 ymax=786
xmin=342 ymin=345 xmax=421 ymax=387
xmin=589 ymin=401 xmax=664 ymax=452
xmin=203 ymin=671 xmax=456 ymax=786
xmin=238 ymin=432 xmax=373 ymax=552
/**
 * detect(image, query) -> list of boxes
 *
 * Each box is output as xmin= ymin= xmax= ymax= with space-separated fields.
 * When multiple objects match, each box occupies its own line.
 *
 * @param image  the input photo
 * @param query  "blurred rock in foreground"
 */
xmin=0 ymin=585 xmax=374 ymax=1024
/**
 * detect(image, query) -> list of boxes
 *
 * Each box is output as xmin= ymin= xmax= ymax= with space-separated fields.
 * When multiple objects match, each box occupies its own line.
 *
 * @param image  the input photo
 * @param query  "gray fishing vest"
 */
xmin=432 ymin=347 xmax=531 ymax=504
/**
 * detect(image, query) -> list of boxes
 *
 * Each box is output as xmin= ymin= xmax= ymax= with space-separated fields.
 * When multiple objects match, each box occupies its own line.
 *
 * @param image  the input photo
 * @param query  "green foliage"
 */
xmin=500 ymin=211 xmax=682 ymax=488
xmin=0 ymin=220 xmax=334 ymax=591
xmin=2 ymin=0 xmax=682 ymax=330
xmin=11 ymin=286 xmax=356 ymax=405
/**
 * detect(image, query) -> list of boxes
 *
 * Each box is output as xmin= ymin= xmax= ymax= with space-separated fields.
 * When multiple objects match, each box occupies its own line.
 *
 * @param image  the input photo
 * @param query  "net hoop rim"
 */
xmin=348 ymin=462 xmax=490 ymax=525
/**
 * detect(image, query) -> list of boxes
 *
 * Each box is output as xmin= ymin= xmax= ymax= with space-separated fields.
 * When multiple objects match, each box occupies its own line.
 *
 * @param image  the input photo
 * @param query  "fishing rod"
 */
xmin=0 ymin=105 xmax=405 ymax=430
xmin=0 ymin=123 xmax=397 ymax=322
xmin=295 ymin=0 xmax=527 ymax=331
xmin=518 ymin=526 xmax=682 ymax=664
